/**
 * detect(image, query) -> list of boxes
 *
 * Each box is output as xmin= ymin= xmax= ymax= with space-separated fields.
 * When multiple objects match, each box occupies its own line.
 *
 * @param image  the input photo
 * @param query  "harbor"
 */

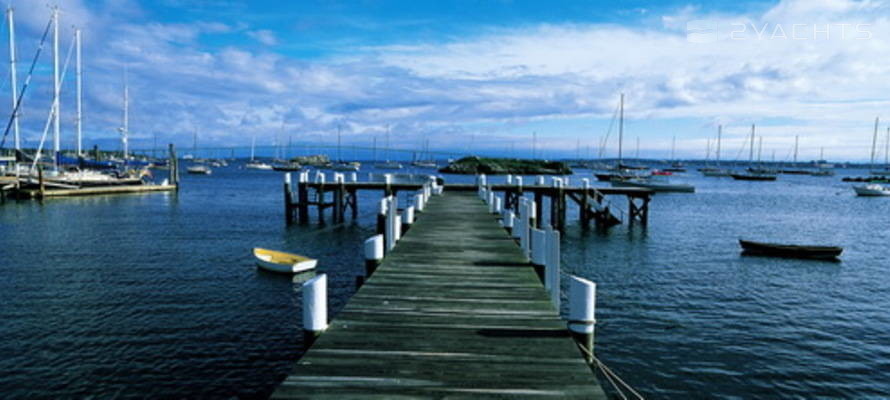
xmin=6 ymin=0 xmax=890 ymax=399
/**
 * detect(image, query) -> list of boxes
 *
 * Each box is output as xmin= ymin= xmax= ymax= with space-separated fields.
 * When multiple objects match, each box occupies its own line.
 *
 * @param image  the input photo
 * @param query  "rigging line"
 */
xmin=599 ymin=100 xmax=620 ymax=158
xmin=1 ymin=16 xmax=51 ymax=149
xmin=30 ymin=30 xmax=76 ymax=171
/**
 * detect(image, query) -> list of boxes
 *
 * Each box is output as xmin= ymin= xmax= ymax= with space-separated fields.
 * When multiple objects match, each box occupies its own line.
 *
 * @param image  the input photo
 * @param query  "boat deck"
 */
xmin=272 ymin=191 xmax=606 ymax=399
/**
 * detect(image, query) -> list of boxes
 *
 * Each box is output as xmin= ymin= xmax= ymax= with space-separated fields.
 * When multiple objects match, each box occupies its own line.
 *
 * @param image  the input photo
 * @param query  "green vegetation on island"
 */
xmin=439 ymin=156 xmax=573 ymax=175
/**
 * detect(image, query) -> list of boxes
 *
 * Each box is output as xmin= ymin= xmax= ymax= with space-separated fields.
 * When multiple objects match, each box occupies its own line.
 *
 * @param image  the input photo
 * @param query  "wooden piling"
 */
xmin=298 ymin=176 xmax=309 ymax=224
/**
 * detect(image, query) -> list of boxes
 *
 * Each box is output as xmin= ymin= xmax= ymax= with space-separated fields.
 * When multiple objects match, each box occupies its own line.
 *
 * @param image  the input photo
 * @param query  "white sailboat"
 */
xmin=329 ymin=124 xmax=360 ymax=171
xmin=701 ymin=125 xmax=732 ymax=177
xmin=854 ymin=117 xmax=889 ymax=196
xmin=375 ymin=125 xmax=402 ymax=169
xmin=245 ymin=135 xmax=272 ymax=170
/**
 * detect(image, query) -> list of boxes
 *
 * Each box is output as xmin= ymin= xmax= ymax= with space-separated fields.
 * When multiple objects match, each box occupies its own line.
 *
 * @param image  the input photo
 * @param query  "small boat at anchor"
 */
xmin=853 ymin=184 xmax=890 ymax=197
xmin=186 ymin=165 xmax=212 ymax=175
xmin=253 ymin=248 xmax=318 ymax=274
xmin=611 ymin=177 xmax=695 ymax=193
xmin=739 ymin=240 xmax=843 ymax=260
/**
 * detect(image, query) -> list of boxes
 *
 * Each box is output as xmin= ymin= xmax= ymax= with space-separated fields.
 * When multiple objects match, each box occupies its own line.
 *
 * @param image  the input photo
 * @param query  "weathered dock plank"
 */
xmin=272 ymin=191 xmax=606 ymax=399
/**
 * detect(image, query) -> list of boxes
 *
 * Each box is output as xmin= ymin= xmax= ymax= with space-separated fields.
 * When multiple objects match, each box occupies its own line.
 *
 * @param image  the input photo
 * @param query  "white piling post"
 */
xmin=385 ymin=196 xmax=396 ymax=251
xmin=503 ymin=211 xmax=515 ymax=231
xmin=506 ymin=174 xmax=513 ymax=185
xmin=364 ymin=234 xmax=384 ymax=276
xmin=537 ymin=175 xmax=545 ymax=186
xmin=531 ymin=228 xmax=547 ymax=266
xmin=546 ymin=229 xmax=561 ymax=310
xmin=568 ymin=275 xmax=596 ymax=360
xmin=541 ymin=196 xmax=551 ymax=229
xmin=415 ymin=192 xmax=425 ymax=212
xmin=303 ymin=274 xmax=328 ymax=338
xmin=494 ymin=196 xmax=502 ymax=214
xmin=515 ymin=176 xmax=523 ymax=191
xmin=403 ymin=205 xmax=415 ymax=226
xmin=512 ymin=201 xmax=524 ymax=239
xmin=479 ymin=173 xmax=487 ymax=187
xmin=384 ymin=174 xmax=392 ymax=185
xmin=582 ymin=178 xmax=590 ymax=190
xmin=488 ymin=190 xmax=496 ymax=213
xmin=350 ymin=172 xmax=358 ymax=182
xmin=519 ymin=200 xmax=531 ymax=257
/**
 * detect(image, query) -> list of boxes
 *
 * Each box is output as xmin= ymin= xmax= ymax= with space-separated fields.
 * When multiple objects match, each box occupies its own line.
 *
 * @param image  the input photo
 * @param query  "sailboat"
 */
xmin=328 ymin=125 xmax=360 ymax=171
xmin=701 ymin=125 xmax=732 ymax=177
xmin=663 ymin=136 xmax=686 ymax=172
xmin=187 ymin=130 xmax=211 ymax=174
xmin=246 ymin=135 xmax=273 ymax=170
xmin=780 ymin=135 xmax=812 ymax=175
xmin=731 ymin=124 xmax=777 ymax=181
xmin=594 ymin=93 xmax=646 ymax=181
xmin=375 ymin=125 xmax=402 ymax=169
xmin=868 ymin=127 xmax=890 ymax=176
xmin=411 ymin=138 xmax=437 ymax=168
xmin=854 ymin=117 xmax=890 ymax=196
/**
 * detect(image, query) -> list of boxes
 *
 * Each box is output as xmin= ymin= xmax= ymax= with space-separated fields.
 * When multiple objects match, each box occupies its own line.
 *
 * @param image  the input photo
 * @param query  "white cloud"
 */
xmin=7 ymin=0 xmax=890 ymax=160
xmin=247 ymin=29 xmax=277 ymax=46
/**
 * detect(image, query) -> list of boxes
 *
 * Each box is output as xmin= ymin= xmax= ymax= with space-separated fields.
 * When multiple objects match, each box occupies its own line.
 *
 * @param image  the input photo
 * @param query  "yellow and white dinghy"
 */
xmin=253 ymin=248 xmax=318 ymax=274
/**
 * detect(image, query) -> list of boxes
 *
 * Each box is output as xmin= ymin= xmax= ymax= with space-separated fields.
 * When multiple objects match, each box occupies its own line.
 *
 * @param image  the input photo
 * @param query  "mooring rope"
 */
xmin=573 ymin=341 xmax=646 ymax=400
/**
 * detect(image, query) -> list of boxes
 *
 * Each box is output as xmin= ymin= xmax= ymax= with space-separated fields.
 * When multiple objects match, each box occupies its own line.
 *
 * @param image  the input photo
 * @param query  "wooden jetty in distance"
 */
xmin=273 ymin=189 xmax=607 ymax=398
xmin=284 ymin=172 xmax=654 ymax=230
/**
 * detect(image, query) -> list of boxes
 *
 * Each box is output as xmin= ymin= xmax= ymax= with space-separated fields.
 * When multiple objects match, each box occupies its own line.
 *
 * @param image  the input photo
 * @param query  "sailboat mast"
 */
xmin=793 ymin=135 xmax=799 ymax=165
xmin=705 ymin=138 xmax=711 ymax=162
xmin=757 ymin=137 xmax=763 ymax=164
xmin=749 ymin=124 xmax=755 ymax=164
xmin=250 ymin=135 xmax=255 ymax=161
xmin=75 ymin=28 xmax=82 ymax=156
xmin=716 ymin=125 xmax=722 ymax=166
xmin=52 ymin=6 xmax=60 ymax=169
xmin=670 ymin=136 xmax=675 ymax=161
xmin=884 ymin=126 xmax=890 ymax=168
xmin=618 ymin=93 xmax=624 ymax=164
xmin=337 ymin=124 xmax=341 ymax=162
xmin=122 ymin=68 xmax=129 ymax=161
xmin=7 ymin=7 xmax=19 ymax=151
xmin=870 ymin=117 xmax=879 ymax=171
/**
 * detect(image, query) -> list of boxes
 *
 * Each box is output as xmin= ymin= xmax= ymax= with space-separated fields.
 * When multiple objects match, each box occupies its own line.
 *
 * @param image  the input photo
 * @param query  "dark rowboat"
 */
xmin=730 ymin=173 xmax=777 ymax=181
xmin=739 ymin=240 xmax=843 ymax=260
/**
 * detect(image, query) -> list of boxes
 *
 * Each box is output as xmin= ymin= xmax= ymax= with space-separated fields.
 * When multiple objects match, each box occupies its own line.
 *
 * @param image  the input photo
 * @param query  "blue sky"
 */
xmin=4 ymin=0 xmax=890 ymax=161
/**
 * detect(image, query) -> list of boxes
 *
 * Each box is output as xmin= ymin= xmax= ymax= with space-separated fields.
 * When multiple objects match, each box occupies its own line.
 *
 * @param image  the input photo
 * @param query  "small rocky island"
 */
xmin=439 ymin=156 xmax=573 ymax=175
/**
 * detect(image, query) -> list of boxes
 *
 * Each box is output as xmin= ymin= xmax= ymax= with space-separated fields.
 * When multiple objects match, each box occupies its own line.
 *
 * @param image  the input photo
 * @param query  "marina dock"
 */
xmin=272 ymin=190 xmax=606 ymax=399
xmin=285 ymin=174 xmax=654 ymax=230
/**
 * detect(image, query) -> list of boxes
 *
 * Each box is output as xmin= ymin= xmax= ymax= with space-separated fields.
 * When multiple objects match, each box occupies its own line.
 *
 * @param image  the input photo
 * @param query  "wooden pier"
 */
xmin=272 ymin=191 xmax=607 ymax=398
xmin=285 ymin=176 xmax=654 ymax=230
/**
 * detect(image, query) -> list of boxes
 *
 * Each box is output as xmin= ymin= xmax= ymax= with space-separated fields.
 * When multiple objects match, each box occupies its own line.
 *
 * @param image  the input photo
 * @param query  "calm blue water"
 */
xmin=2 ymin=165 xmax=889 ymax=398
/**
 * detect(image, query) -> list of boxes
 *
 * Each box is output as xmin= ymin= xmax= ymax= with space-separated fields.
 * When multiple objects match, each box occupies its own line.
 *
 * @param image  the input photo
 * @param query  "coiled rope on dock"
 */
xmin=574 ymin=341 xmax=645 ymax=400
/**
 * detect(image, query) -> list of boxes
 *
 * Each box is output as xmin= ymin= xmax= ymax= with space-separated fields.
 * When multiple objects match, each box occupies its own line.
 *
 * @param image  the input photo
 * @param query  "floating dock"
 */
xmin=272 ymin=191 xmax=606 ymax=398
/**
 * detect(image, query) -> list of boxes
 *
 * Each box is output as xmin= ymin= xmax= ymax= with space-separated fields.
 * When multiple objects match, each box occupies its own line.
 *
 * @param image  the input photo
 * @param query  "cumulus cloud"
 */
xmin=5 ymin=0 xmax=890 ymax=160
